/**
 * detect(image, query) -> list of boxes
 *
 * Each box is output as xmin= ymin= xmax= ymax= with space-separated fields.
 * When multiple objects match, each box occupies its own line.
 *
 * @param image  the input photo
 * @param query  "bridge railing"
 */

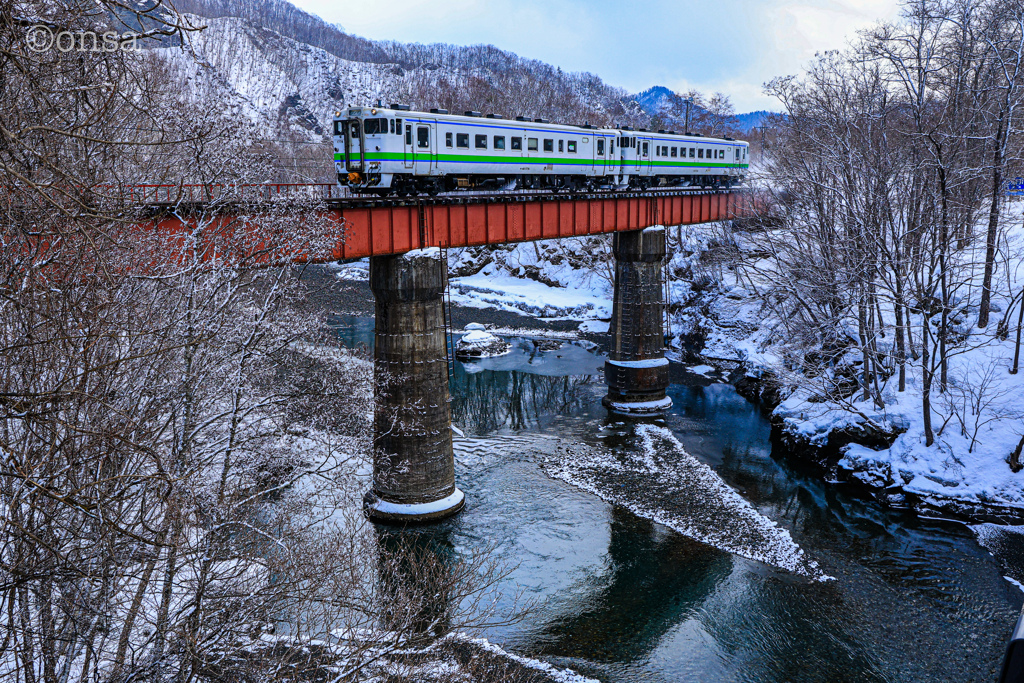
xmin=123 ymin=183 xmax=352 ymax=205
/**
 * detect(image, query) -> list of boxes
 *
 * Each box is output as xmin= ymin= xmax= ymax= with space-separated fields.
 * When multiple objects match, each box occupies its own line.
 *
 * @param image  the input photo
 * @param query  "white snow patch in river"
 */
xmin=459 ymin=636 xmax=601 ymax=683
xmin=544 ymin=424 xmax=832 ymax=581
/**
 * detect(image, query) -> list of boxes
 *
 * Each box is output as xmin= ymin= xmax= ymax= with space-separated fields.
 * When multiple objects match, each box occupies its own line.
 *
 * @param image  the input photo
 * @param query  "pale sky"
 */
xmin=288 ymin=0 xmax=902 ymax=113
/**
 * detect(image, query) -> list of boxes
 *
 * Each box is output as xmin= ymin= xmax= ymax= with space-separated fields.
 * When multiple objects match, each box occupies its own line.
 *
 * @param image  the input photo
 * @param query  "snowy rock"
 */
xmin=464 ymin=322 xmax=486 ymax=331
xmin=455 ymin=331 xmax=512 ymax=359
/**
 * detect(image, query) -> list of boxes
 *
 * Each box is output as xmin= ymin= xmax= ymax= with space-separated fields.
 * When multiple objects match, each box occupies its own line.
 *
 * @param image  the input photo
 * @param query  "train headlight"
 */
xmin=371 ymin=108 xmax=377 ymax=114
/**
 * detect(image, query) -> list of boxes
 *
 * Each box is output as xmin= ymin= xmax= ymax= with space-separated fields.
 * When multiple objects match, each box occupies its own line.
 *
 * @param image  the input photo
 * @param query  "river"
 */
xmin=332 ymin=314 xmax=1023 ymax=682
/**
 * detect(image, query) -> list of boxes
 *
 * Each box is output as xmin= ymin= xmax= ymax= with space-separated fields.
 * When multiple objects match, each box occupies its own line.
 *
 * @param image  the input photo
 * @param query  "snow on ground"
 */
xmin=578 ymin=319 xmax=610 ymax=333
xmin=449 ymin=240 xmax=612 ymax=321
xmin=451 ymin=271 xmax=609 ymax=320
xmin=543 ymin=424 xmax=831 ymax=581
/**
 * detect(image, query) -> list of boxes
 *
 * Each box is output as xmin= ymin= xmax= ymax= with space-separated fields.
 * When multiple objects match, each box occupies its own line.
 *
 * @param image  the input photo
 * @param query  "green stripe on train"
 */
xmin=335 ymin=151 xmax=748 ymax=170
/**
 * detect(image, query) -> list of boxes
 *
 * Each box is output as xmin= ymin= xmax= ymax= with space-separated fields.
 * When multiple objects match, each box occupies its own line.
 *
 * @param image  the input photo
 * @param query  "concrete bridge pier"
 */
xmin=603 ymin=227 xmax=672 ymax=415
xmin=364 ymin=248 xmax=464 ymax=522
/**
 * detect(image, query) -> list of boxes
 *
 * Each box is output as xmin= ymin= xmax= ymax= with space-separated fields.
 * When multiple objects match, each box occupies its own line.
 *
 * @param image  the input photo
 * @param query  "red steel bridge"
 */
xmin=136 ymin=183 xmax=757 ymax=261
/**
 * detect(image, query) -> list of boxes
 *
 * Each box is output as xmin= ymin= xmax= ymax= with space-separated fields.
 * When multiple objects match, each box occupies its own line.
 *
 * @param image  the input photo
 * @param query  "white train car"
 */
xmin=616 ymin=128 xmax=749 ymax=189
xmin=333 ymin=104 xmax=747 ymax=195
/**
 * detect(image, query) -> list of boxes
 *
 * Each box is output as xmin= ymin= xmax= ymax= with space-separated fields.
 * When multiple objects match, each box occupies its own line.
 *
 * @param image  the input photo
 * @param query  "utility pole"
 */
xmin=756 ymin=123 xmax=769 ymax=161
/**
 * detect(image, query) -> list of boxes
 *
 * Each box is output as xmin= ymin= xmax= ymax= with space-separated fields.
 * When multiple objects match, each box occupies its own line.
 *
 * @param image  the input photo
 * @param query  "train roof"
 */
xmin=336 ymin=105 xmax=748 ymax=145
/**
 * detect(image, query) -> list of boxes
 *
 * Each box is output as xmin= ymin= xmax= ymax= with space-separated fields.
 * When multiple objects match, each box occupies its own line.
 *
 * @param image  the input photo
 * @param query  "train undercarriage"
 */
xmin=342 ymin=173 xmax=739 ymax=197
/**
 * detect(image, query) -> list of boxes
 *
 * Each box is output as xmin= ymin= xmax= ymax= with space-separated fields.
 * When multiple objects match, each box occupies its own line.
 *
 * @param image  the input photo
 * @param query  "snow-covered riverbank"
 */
xmin=669 ymin=217 xmax=1024 ymax=522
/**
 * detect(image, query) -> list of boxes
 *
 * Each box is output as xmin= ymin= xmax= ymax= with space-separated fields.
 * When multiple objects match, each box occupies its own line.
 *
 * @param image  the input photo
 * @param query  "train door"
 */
xmin=618 ymin=136 xmax=627 ymax=179
xmin=640 ymin=138 xmax=651 ymax=175
xmin=403 ymin=123 xmax=414 ymax=169
xmin=413 ymin=121 xmax=434 ymax=175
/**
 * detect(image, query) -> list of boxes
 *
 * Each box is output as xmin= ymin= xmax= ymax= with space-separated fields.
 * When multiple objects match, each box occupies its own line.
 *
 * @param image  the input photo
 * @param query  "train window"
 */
xmin=364 ymin=118 xmax=388 ymax=135
xmin=333 ymin=120 xmax=345 ymax=136
xmin=620 ymin=137 xmax=628 ymax=147
xmin=543 ymin=139 xmax=554 ymax=152
xmin=417 ymin=126 xmax=429 ymax=148
xmin=511 ymin=137 xmax=522 ymax=150
xmin=528 ymin=138 xmax=538 ymax=151
xmin=735 ymin=148 xmax=740 ymax=159
xmin=689 ymin=148 xmax=695 ymax=158
xmin=655 ymin=146 xmax=659 ymax=157
xmin=405 ymin=125 xmax=411 ymax=145
xmin=475 ymin=134 xmax=488 ymax=149
xmin=456 ymin=133 xmax=469 ymax=148
xmin=395 ymin=118 xmax=402 ymax=134
xmin=389 ymin=119 xmax=395 ymax=134
xmin=558 ymin=140 xmax=564 ymax=152
xmin=642 ymin=142 xmax=648 ymax=157
xmin=567 ymin=140 xmax=576 ymax=153
xmin=351 ymin=121 xmax=360 ymax=138
xmin=446 ymin=132 xmax=453 ymax=148
xmin=698 ymin=149 xmax=703 ymax=158
xmin=597 ymin=139 xmax=605 ymax=155
xmin=671 ymin=147 xmax=677 ymax=157
xmin=494 ymin=135 xmax=506 ymax=150
xmin=610 ymin=141 xmax=614 ymax=154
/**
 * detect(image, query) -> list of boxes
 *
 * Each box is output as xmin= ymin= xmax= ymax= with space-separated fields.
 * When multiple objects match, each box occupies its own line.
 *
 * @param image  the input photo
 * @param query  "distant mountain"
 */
xmin=634 ymin=86 xmax=677 ymax=116
xmin=734 ymin=111 xmax=776 ymax=134
xmin=634 ymin=86 xmax=779 ymax=137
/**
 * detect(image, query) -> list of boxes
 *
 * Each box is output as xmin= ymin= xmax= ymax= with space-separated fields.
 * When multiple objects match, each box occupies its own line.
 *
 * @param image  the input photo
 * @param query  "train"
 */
xmin=333 ymin=104 xmax=749 ymax=196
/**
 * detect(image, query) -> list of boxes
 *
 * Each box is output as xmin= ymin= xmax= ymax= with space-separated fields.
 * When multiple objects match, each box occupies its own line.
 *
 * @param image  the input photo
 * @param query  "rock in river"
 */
xmin=455 ymin=331 xmax=512 ymax=359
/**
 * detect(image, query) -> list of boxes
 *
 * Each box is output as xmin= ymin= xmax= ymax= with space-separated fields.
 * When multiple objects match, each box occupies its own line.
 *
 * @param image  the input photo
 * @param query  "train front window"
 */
xmin=417 ymin=126 xmax=429 ymax=148
xmin=334 ymin=120 xmax=345 ymax=136
xmin=364 ymin=118 xmax=388 ymax=135
xmin=351 ymin=121 xmax=360 ymax=138
xmin=511 ymin=137 xmax=522 ymax=150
